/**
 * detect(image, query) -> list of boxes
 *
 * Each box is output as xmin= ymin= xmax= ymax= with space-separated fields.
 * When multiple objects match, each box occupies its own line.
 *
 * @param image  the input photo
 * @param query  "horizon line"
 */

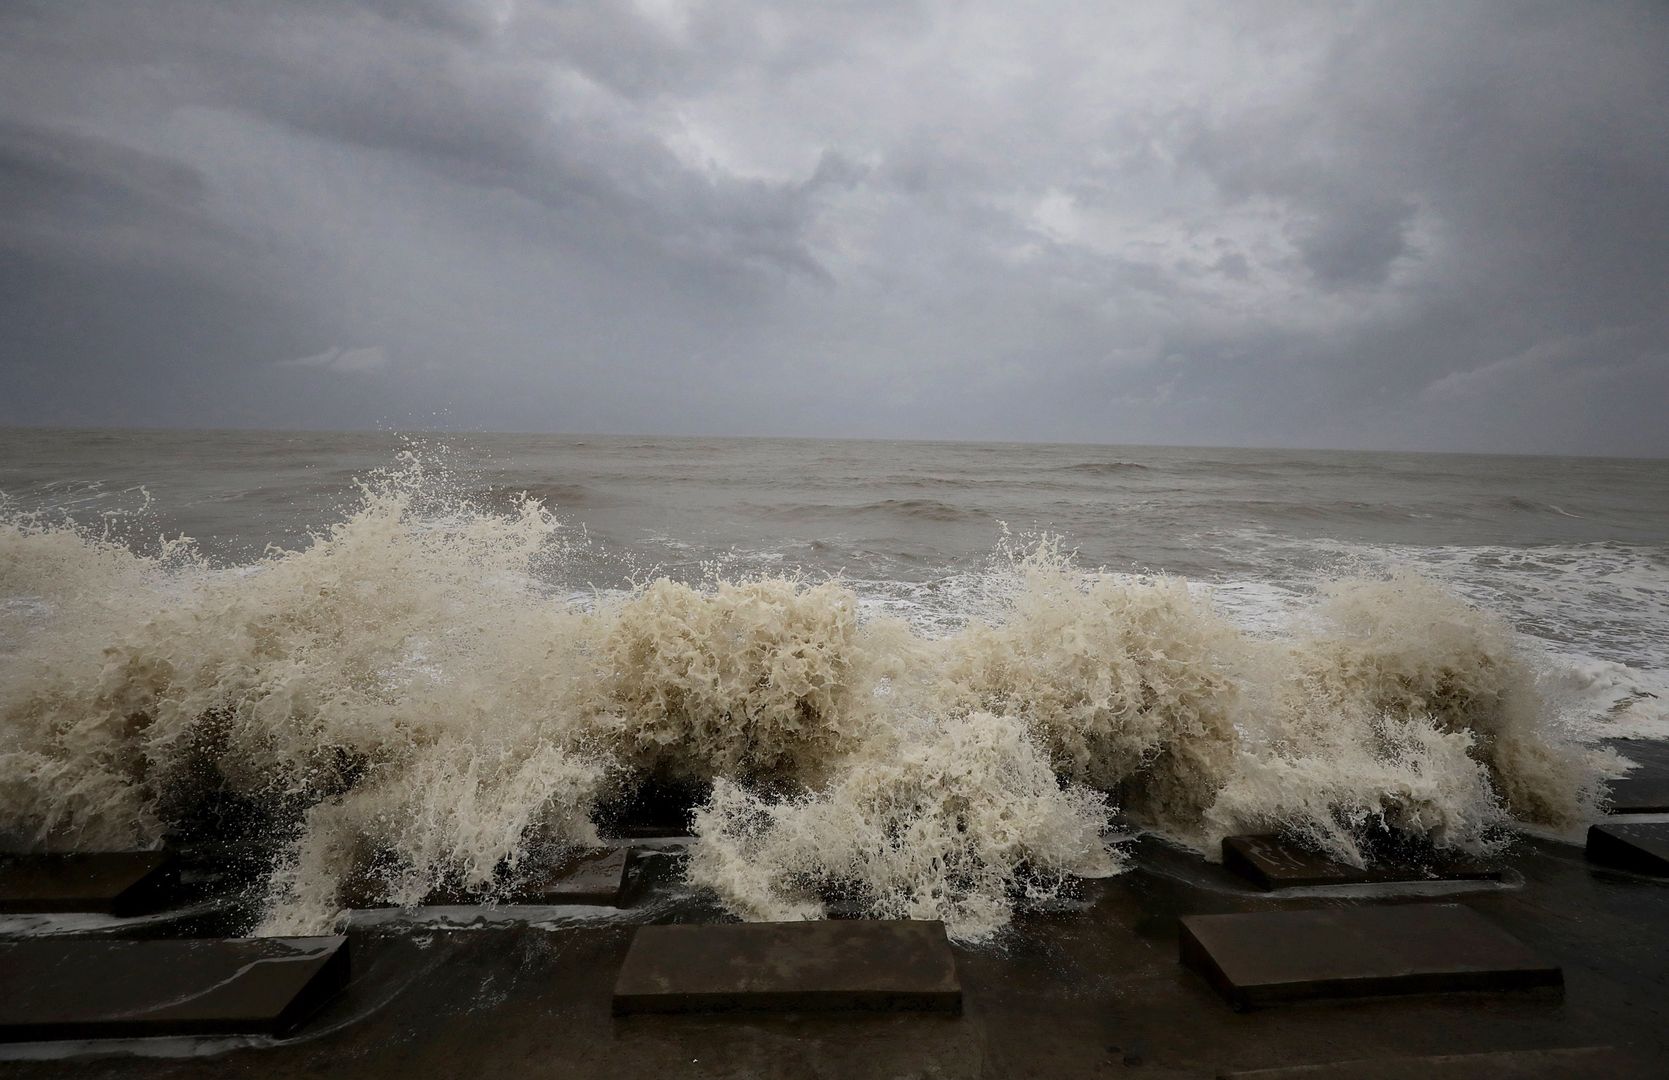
xmin=0 ymin=421 xmax=1663 ymax=464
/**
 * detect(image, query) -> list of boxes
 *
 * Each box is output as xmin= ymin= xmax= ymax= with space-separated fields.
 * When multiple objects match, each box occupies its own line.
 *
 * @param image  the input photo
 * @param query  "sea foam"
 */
xmin=0 ymin=454 xmax=1608 ymax=940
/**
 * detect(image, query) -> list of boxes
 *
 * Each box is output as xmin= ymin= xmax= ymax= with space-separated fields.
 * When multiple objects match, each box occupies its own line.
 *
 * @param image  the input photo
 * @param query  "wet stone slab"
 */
xmin=343 ymin=846 xmax=637 ymax=908
xmin=612 ymin=919 xmax=962 ymax=1015
xmin=521 ymin=847 xmax=634 ymax=905
xmin=1605 ymin=777 xmax=1669 ymax=814
xmin=0 ymin=936 xmax=350 ymax=1041
xmin=1179 ymin=904 xmax=1561 ymax=1010
xmin=0 ymin=851 xmax=178 ymax=916
xmin=1221 ymin=835 xmax=1499 ymax=891
xmin=1220 ymin=1046 xmax=1650 ymax=1079
xmin=1586 ymin=822 xmax=1669 ymax=875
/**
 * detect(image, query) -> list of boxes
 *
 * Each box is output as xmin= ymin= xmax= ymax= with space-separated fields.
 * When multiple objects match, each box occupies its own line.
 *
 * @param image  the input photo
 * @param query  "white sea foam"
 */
xmin=688 ymin=712 xmax=1120 ymax=941
xmin=0 ymin=454 xmax=1626 ymax=940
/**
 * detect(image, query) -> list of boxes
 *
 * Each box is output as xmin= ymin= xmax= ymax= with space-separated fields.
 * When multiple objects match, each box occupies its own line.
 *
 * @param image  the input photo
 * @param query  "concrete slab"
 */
xmin=522 ymin=847 xmax=634 ymax=905
xmin=612 ymin=920 xmax=962 ymax=1015
xmin=1605 ymin=777 xmax=1669 ymax=814
xmin=0 ymin=937 xmax=349 ymax=1041
xmin=343 ymin=846 xmax=636 ymax=908
xmin=1179 ymin=904 xmax=1561 ymax=1009
xmin=1586 ymin=822 xmax=1669 ymax=875
xmin=1221 ymin=835 xmax=1498 ymax=890
xmin=5 ymin=832 xmax=1669 ymax=1078
xmin=1219 ymin=1046 xmax=1648 ymax=1079
xmin=0 ymin=851 xmax=177 ymax=915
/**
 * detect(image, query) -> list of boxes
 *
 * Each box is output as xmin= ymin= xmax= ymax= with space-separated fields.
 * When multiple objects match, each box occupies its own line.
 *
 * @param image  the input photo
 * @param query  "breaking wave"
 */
xmin=0 ymin=453 xmax=1607 ymax=941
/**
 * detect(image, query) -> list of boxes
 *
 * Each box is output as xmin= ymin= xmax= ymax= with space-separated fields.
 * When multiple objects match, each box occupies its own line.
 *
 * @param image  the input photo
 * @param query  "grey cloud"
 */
xmin=5 ymin=1 xmax=832 ymax=282
xmin=0 ymin=1 xmax=1665 ymax=454
xmin=0 ymin=120 xmax=204 ymax=214
xmin=0 ymin=120 xmax=224 ymax=269
xmin=0 ymin=115 xmax=324 ymax=428
xmin=1292 ymin=198 xmax=1415 ymax=289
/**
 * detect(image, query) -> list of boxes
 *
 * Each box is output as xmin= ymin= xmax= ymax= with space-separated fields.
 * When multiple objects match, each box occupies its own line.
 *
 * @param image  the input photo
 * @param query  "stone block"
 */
xmin=343 ymin=846 xmax=636 ymax=908
xmin=1221 ymin=835 xmax=1499 ymax=891
xmin=1586 ymin=822 xmax=1669 ymax=875
xmin=1605 ymin=777 xmax=1669 ymax=814
xmin=0 ymin=937 xmax=349 ymax=1041
xmin=613 ymin=919 xmax=962 ymax=1015
xmin=1179 ymin=904 xmax=1561 ymax=1009
xmin=523 ymin=847 xmax=634 ymax=905
xmin=0 ymin=851 xmax=178 ymax=916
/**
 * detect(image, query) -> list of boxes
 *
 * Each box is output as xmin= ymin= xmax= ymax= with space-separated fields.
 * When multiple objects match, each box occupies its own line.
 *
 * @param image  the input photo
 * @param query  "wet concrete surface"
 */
xmin=0 ymin=937 xmax=348 ymax=1041
xmin=1219 ymin=836 xmax=1500 ymax=891
xmin=344 ymin=847 xmax=640 ymax=909
xmin=530 ymin=847 xmax=637 ymax=906
xmin=0 ymin=853 xmax=179 ymax=916
xmin=1178 ymin=904 xmax=1560 ymax=1008
xmin=0 ymin=833 xmax=1665 ymax=1078
xmin=1604 ymin=739 xmax=1669 ymax=813
xmin=1607 ymin=777 xmax=1669 ymax=813
xmin=614 ymin=920 xmax=962 ymax=1015
xmin=1586 ymin=822 xmax=1669 ymax=874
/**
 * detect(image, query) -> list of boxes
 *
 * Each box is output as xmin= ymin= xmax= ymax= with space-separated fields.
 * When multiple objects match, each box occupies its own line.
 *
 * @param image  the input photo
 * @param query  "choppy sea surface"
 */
xmin=1 ymin=427 xmax=1665 ymax=941
xmin=4 ymin=428 xmax=1664 ymax=711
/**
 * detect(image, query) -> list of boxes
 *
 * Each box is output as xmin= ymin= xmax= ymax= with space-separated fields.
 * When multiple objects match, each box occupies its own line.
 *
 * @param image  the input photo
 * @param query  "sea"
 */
xmin=2 ymin=428 xmax=1666 ymax=940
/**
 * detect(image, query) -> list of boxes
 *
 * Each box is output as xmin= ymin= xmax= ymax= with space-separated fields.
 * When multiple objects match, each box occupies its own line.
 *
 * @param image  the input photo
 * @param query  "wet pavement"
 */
xmin=0 ymin=829 xmax=1664 ymax=1078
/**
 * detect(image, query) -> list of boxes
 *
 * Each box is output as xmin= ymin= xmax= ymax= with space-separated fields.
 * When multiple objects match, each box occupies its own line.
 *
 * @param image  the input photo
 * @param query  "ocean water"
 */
xmin=2 ymin=428 xmax=1665 ymax=940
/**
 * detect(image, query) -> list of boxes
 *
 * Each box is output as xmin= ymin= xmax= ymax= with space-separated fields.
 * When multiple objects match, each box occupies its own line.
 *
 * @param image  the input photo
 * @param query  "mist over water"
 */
xmin=2 ymin=429 xmax=1664 ymax=940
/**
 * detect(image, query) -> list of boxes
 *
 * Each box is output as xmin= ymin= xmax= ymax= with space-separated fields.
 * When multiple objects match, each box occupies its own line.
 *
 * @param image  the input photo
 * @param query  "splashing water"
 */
xmin=688 ymin=712 xmax=1121 ymax=940
xmin=0 ymin=452 xmax=1606 ymax=941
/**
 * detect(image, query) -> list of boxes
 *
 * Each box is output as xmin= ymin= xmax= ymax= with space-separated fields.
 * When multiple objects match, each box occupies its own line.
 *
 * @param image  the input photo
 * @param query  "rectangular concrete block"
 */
xmin=0 ymin=851 xmax=177 ymax=915
xmin=523 ymin=847 xmax=634 ymax=905
xmin=1605 ymin=777 xmax=1669 ymax=814
xmin=343 ymin=846 xmax=635 ymax=908
xmin=0 ymin=937 xmax=350 ymax=1041
xmin=1179 ymin=904 xmax=1561 ymax=1009
xmin=1222 ymin=836 xmax=1498 ymax=891
xmin=1219 ymin=1046 xmax=1643 ymax=1079
xmin=1586 ymin=822 xmax=1669 ymax=875
xmin=613 ymin=919 xmax=962 ymax=1015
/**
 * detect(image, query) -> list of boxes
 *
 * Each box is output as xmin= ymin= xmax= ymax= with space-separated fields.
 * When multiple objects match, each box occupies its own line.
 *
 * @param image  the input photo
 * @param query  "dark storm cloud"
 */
xmin=1292 ymin=198 xmax=1415 ymax=289
xmin=0 ymin=121 xmax=218 ymax=268
xmin=0 ymin=0 xmax=1665 ymax=453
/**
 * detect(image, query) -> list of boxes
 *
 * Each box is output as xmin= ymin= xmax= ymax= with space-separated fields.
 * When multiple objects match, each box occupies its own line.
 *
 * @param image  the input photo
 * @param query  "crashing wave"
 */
xmin=0 ymin=454 xmax=1604 ymax=937
xmin=687 ymin=712 xmax=1121 ymax=941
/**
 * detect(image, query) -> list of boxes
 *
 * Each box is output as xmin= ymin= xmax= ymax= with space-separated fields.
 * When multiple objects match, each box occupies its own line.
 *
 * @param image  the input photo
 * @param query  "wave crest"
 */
xmin=935 ymin=544 xmax=1241 ymax=835
xmin=0 ymin=454 xmax=1605 ymax=940
xmin=687 ymin=713 xmax=1121 ymax=940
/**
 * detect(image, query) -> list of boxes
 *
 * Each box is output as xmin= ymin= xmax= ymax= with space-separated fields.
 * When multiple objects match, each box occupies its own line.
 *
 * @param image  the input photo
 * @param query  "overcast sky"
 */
xmin=1 ymin=1 xmax=1665 ymax=454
